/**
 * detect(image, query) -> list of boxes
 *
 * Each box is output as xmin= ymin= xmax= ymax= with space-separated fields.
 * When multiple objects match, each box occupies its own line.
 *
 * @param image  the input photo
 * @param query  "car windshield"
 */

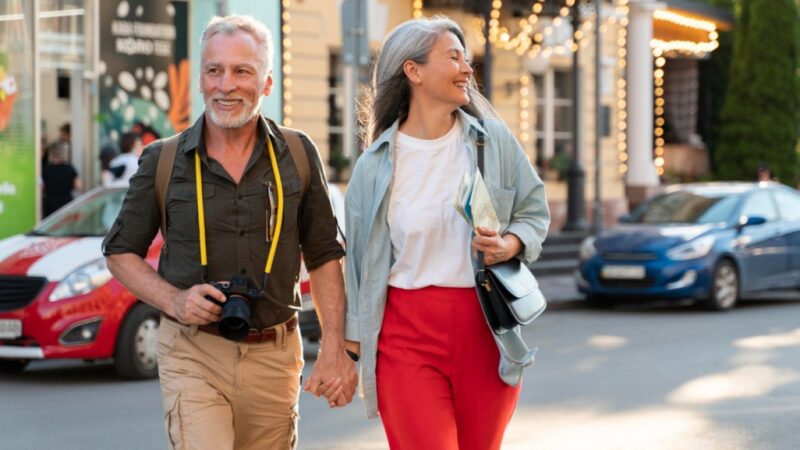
xmin=32 ymin=189 xmax=127 ymax=237
xmin=627 ymin=190 xmax=740 ymax=225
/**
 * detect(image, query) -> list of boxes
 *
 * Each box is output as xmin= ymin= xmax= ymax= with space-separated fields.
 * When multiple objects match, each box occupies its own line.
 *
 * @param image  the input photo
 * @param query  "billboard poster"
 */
xmin=0 ymin=5 xmax=36 ymax=238
xmin=99 ymin=0 xmax=189 ymax=147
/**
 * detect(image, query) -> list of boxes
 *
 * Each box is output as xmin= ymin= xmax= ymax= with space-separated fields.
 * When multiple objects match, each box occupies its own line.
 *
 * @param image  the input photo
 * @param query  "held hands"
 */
xmin=303 ymin=342 xmax=358 ymax=408
xmin=472 ymin=227 xmax=523 ymax=266
xmin=168 ymin=284 xmax=226 ymax=325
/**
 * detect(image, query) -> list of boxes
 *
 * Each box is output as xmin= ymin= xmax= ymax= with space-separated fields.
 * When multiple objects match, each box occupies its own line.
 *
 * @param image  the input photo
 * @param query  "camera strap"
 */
xmin=194 ymin=135 xmax=283 ymax=287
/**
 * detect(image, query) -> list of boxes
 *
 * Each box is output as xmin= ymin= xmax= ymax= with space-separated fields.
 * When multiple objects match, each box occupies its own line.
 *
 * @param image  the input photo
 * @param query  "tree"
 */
xmin=697 ymin=0 xmax=736 ymax=170
xmin=715 ymin=0 xmax=800 ymax=184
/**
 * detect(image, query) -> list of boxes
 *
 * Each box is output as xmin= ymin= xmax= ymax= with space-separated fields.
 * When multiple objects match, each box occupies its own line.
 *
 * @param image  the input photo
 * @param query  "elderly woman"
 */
xmin=344 ymin=16 xmax=550 ymax=450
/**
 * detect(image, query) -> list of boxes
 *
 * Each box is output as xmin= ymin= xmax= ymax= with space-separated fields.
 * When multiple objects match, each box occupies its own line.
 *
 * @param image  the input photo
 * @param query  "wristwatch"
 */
xmin=345 ymin=349 xmax=360 ymax=362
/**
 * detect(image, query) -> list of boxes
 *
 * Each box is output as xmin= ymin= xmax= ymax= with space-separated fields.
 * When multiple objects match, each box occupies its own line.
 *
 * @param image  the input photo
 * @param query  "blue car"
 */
xmin=577 ymin=182 xmax=800 ymax=310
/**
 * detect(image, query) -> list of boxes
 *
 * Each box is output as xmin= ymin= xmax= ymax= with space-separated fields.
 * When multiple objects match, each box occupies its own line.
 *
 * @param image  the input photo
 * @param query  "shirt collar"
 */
xmin=177 ymin=114 xmax=276 ymax=155
xmin=367 ymin=108 xmax=489 ymax=153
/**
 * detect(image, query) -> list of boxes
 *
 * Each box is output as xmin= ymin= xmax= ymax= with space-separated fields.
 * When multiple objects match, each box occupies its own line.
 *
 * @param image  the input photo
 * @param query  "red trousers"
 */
xmin=377 ymin=286 xmax=521 ymax=450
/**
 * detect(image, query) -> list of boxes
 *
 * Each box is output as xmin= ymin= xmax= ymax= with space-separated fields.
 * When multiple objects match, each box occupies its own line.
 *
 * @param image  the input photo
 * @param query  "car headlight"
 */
xmin=49 ymin=258 xmax=113 ymax=302
xmin=666 ymin=235 xmax=715 ymax=261
xmin=579 ymin=236 xmax=597 ymax=260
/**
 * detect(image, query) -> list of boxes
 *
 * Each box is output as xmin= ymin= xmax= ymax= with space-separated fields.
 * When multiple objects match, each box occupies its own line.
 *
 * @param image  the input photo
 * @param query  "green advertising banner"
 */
xmin=0 ymin=4 xmax=36 ymax=238
xmin=99 ymin=0 xmax=190 ymax=147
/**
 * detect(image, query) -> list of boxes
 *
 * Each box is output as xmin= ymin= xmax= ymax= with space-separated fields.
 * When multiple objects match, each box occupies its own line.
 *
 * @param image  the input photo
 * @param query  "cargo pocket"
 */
xmin=164 ymin=394 xmax=185 ymax=450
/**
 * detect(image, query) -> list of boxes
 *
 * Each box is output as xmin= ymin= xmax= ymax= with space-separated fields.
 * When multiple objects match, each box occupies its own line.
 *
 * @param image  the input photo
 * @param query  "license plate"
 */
xmin=601 ymin=265 xmax=646 ymax=280
xmin=0 ymin=319 xmax=22 ymax=339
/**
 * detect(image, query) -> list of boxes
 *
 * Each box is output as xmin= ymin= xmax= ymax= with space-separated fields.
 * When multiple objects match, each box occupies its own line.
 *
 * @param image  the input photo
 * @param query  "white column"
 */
xmin=625 ymin=0 xmax=663 ymax=187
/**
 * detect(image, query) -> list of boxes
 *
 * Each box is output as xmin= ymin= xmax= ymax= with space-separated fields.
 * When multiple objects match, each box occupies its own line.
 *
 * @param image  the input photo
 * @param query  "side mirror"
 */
xmin=736 ymin=215 xmax=767 ymax=232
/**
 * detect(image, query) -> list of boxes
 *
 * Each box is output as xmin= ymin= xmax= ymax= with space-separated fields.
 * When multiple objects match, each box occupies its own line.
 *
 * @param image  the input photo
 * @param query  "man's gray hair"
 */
xmin=200 ymin=15 xmax=274 ymax=77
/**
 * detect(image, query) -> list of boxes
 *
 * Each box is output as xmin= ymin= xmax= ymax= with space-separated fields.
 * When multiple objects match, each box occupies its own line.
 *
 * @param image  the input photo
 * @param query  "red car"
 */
xmin=0 ymin=185 xmax=343 ymax=378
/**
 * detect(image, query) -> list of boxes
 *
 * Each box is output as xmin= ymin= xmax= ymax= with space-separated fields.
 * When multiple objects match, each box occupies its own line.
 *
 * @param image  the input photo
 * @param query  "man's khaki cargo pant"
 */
xmin=156 ymin=316 xmax=303 ymax=450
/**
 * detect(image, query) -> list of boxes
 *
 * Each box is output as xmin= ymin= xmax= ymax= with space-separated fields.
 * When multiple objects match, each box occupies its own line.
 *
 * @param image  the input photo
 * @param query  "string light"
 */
xmin=412 ymin=0 xmax=423 ymax=19
xmin=653 ymin=47 xmax=665 ymax=176
xmin=282 ymin=0 xmax=292 ymax=126
xmin=651 ymin=9 xmax=719 ymax=56
xmin=616 ymin=0 xmax=629 ymax=175
xmin=519 ymin=74 xmax=532 ymax=150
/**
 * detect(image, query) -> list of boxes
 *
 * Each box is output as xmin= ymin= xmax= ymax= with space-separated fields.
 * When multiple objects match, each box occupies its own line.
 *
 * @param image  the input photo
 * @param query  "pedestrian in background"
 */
xmin=105 ymin=131 xmax=142 ymax=187
xmin=344 ymin=16 xmax=550 ymax=450
xmin=99 ymin=144 xmax=117 ymax=187
xmin=42 ymin=123 xmax=72 ymax=170
xmin=41 ymin=141 xmax=81 ymax=217
xmin=756 ymin=162 xmax=776 ymax=182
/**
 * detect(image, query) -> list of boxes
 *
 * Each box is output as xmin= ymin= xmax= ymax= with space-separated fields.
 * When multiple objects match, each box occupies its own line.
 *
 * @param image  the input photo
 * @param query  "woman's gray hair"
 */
xmin=200 ymin=15 xmax=274 ymax=77
xmin=361 ymin=16 xmax=498 ymax=144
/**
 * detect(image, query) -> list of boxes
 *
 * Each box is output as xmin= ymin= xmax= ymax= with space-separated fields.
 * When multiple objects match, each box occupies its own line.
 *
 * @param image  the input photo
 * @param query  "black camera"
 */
xmin=205 ymin=276 xmax=260 ymax=341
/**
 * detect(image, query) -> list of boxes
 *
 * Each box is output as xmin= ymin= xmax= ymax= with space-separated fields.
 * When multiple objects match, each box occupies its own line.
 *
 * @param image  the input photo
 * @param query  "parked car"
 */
xmin=576 ymin=182 xmax=800 ymax=310
xmin=0 ymin=184 xmax=344 ymax=377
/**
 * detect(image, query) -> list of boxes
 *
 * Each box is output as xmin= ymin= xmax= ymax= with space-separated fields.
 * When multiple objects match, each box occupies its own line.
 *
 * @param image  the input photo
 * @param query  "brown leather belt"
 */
xmin=163 ymin=315 xmax=297 ymax=344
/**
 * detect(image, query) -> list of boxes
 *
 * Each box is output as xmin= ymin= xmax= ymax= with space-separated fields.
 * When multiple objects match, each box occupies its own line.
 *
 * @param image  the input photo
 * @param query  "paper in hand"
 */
xmin=454 ymin=169 xmax=501 ymax=233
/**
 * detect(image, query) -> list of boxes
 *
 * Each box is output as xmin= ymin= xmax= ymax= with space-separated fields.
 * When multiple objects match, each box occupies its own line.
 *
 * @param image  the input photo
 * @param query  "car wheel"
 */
xmin=705 ymin=259 xmax=739 ymax=311
xmin=114 ymin=303 xmax=160 ymax=379
xmin=0 ymin=359 xmax=29 ymax=373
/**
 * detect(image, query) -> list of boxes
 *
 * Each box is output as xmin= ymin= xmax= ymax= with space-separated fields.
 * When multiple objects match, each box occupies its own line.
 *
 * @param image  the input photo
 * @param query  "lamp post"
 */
xmin=563 ymin=0 xmax=588 ymax=232
xmin=591 ymin=0 xmax=604 ymax=233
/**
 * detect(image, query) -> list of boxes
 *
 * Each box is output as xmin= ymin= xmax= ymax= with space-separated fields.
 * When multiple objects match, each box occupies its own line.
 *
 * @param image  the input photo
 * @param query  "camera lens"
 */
xmin=218 ymin=294 xmax=251 ymax=341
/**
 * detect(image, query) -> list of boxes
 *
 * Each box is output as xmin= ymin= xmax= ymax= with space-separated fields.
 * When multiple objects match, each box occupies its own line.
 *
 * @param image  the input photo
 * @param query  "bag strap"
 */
xmin=277 ymin=125 xmax=310 ymax=198
xmin=476 ymin=120 xmax=487 ymax=278
xmin=155 ymin=134 xmax=181 ymax=240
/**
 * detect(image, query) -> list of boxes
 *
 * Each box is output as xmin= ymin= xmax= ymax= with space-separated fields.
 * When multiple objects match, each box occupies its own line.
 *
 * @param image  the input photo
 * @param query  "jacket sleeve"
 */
xmin=493 ymin=122 xmax=551 ymax=265
xmin=343 ymin=163 xmax=364 ymax=342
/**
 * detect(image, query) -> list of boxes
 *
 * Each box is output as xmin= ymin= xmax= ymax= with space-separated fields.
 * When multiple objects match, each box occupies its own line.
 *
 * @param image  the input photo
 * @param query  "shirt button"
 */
xmin=238 ymin=194 xmax=244 ymax=200
xmin=240 ymin=268 xmax=246 ymax=274
xmin=238 ymin=229 xmax=245 ymax=236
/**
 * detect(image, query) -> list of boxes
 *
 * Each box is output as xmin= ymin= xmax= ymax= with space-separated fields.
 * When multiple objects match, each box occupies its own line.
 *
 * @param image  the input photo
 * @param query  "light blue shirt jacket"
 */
xmin=345 ymin=109 xmax=550 ymax=418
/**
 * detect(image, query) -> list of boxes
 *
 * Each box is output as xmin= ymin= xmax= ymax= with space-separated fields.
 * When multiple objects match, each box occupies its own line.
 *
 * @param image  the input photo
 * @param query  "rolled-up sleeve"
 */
xmin=102 ymin=143 xmax=162 ymax=258
xmin=496 ymin=124 xmax=550 ymax=265
xmin=297 ymin=133 xmax=346 ymax=271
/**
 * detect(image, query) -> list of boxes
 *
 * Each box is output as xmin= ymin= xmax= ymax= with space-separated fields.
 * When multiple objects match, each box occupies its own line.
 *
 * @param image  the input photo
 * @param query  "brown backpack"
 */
xmin=154 ymin=126 xmax=310 ymax=240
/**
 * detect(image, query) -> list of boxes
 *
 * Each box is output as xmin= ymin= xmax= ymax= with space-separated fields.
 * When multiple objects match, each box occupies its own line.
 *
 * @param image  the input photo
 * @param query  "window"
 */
xmin=741 ymin=191 xmax=779 ymax=222
xmin=772 ymin=189 xmax=800 ymax=221
xmin=533 ymin=68 xmax=573 ymax=175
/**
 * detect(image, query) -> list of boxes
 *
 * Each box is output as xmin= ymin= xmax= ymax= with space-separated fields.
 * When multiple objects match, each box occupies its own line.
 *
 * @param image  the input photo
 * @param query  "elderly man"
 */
xmin=103 ymin=15 xmax=356 ymax=450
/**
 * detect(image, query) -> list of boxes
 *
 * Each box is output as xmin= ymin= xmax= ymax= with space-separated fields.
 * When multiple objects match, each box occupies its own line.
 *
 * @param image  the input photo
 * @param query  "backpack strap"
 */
xmin=155 ymin=134 xmax=181 ymax=240
xmin=154 ymin=127 xmax=310 ymax=240
xmin=277 ymin=125 xmax=310 ymax=198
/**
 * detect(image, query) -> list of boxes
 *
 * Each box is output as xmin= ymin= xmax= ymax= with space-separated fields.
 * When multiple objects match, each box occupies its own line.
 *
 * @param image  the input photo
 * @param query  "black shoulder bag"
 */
xmin=474 ymin=122 xmax=546 ymax=334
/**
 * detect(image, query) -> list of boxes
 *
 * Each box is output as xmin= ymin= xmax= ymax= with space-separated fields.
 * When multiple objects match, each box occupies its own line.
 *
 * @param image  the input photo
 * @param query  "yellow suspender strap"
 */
xmin=265 ymin=136 xmax=283 ymax=274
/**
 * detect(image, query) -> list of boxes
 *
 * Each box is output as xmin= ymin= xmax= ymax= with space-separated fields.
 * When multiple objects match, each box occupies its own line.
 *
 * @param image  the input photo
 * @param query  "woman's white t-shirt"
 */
xmin=388 ymin=118 xmax=474 ymax=289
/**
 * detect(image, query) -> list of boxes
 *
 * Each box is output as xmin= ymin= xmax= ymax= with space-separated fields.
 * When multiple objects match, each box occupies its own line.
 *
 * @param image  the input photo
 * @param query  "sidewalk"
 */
xmin=538 ymin=273 xmax=584 ymax=305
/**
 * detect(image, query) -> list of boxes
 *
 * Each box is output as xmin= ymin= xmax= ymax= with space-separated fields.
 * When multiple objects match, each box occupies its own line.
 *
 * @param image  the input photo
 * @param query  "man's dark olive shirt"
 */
xmin=102 ymin=115 xmax=344 ymax=329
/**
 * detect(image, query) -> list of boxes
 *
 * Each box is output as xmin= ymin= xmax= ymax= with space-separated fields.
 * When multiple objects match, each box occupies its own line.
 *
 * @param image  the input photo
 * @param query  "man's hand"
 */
xmin=168 ymin=284 xmax=226 ymax=325
xmin=472 ymin=227 xmax=523 ymax=266
xmin=303 ymin=343 xmax=357 ymax=408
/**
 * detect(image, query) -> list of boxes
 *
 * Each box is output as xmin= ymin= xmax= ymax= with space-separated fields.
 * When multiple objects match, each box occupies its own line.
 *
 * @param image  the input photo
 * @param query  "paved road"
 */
xmin=2 ymin=294 xmax=799 ymax=449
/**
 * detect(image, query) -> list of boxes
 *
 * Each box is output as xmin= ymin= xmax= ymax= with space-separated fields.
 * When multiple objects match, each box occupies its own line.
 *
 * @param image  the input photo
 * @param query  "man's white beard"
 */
xmin=206 ymin=95 xmax=264 ymax=129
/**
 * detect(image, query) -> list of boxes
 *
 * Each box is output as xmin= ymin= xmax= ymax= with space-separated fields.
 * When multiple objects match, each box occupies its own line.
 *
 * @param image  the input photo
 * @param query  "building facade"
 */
xmin=0 ymin=0 xmax=731 ymax=237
